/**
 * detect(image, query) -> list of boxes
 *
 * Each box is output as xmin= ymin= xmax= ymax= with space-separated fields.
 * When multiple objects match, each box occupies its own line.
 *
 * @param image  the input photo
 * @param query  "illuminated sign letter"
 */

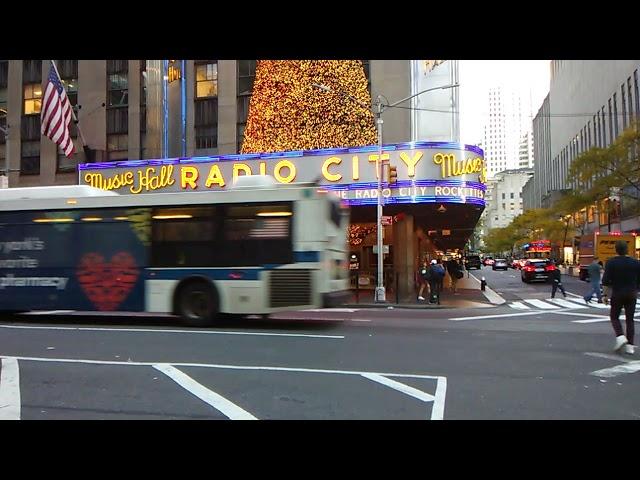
xmin=233 ymin=163 xmax=253 ymax=183
xmin=368 ymin=153 xmax=390 ymax=179
xmin=322 ymin=157 xmax=342 ymax=182
xmin=205 ymin=164 xmax=226 ymax=188
xmin=352 ymin=156 xmax=360 ymax=181
xmin=181 ymin=166 xmax=199 ymax=189
xmin=259 ymin=162 xmax=267 ymax=176
xmin=274 ymin=160 xmax=296 ymax=183
xmin=399 ymin=151 xmax=423 ymax=177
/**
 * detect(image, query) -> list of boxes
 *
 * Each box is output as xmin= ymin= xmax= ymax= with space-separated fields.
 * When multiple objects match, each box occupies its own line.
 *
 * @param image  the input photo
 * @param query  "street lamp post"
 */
xmin=312 ymin=81 xmax=459 ymax=302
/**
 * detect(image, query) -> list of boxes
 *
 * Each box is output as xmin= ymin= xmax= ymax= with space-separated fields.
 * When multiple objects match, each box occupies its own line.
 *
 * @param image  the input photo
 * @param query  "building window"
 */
xmin=510 ymin=192 xmax=514 ymax=199
xmin=634 ymin=70 xmax=639 ymax=121
xmin=21 ymin=140 xmax=40 ymax=175
xmin=0 ymin=61 xmax=7 ymax=88
xmin=107 ymin=107 xmax=128 ymax=134
xmin=621 ymin=85 xmax=627 ymax=129
xmin=0 ymin=88 xmax=6 ymax=145
xmin=140 ymin=60 xmax=147 ymax=158
xmin=107 ymin=133 xmax=128 ymax=161
xmin=21 ymin=115 xmax=40 ymax=141
xmin=601 ymin=107 xmax=607 ymax=146
xmin=23 ymin=84 xmax=42 ymax=115
xmin=195 ymin=61 xmax=218 ymax=98
xmin=195 ymin=97 xmax=218 ymax=150
xmin=501 ymin=193 xmax=505 ymax=199
xmin=108 ymin=73 xmax=128 ymax=106
xmin=237 ymin=60 xmax=257 ymax=152
xmin=613 ymin=93 xmax=619 ymax=137
xmin=627 ymin=77 xmax=634 ymax=123
xmin=22 ymin=60 xmax=41 ymax=84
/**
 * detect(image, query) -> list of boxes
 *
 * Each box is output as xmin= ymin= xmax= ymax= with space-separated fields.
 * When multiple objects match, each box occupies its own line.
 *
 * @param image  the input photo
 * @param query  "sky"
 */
xmin=458 ymin=60 xmax=551 ymax=145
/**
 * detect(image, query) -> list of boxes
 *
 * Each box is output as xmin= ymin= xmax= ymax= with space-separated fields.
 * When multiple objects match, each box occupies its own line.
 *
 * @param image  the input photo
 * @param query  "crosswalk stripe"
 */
xmin=563 ymin=297 xmax=596 ymax=307
xmin=509 ymin=301 xmax=530 ymax=310
xmin=549 ymin=298 xmax=587 ymax=309
xmin=522 ymin=299 xmax=560 ymax=309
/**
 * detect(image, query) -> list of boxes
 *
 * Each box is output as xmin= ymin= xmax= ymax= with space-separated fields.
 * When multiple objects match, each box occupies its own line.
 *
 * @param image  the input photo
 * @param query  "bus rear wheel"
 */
xmin=177 ymin=281 xmax=218 ymax=327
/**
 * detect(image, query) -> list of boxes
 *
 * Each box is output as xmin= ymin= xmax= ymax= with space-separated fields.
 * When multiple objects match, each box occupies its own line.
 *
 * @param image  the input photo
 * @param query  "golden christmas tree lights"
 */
xmin=241 ymin=60 xmax=377 ymax=154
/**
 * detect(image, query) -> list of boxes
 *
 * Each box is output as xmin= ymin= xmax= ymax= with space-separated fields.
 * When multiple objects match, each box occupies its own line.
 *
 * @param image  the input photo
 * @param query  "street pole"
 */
xmin=375 ymin=97 xmax=385 ymax=302
xmin=311 ymin=81 xmax=459 ymax=304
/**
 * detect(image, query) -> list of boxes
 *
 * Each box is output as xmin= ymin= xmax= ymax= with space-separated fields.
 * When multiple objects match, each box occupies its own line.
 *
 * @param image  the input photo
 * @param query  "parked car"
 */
xmin=521 ymin=259 xmax=554 ymax=283
xmin=493 ymin=258 xmax=509 ymax=270
xmin=483 ymin=256 xmax=495 ymax=266
xmin=464 ymin=255 xmax=482 ymax=270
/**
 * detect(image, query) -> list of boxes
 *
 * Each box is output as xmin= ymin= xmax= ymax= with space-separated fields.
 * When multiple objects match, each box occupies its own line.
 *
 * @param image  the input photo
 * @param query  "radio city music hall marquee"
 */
xmin=78 ymin=141 xmax=486 ymax=207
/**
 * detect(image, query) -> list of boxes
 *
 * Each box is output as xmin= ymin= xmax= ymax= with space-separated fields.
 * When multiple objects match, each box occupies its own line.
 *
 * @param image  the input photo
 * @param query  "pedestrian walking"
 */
xmin=446 ymin=258 xmax=463 ymax=294
xmin=601 ymin=240 xmax=640 ymax=355
xmin=583 ymin=256 xmax=603 ymax=304
xmin=417 ymin=260 xmax=431 ymax=301
xmin=549 ymin=259 xmax=567 ymax=298
xmin=429 ymin=259 xmax=446 ymax=304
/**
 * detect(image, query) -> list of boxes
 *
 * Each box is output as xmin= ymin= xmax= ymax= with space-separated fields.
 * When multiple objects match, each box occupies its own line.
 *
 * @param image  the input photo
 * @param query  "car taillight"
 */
xmin=545 ymin=265 xmax=556 ymax=271
xmin=524 ymin=266 xmax=535 ymax=272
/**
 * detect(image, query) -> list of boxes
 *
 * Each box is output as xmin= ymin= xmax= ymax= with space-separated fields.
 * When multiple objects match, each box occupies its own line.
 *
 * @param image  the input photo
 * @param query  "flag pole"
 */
xmin=49 ymin=60 xmax=88 ymax=150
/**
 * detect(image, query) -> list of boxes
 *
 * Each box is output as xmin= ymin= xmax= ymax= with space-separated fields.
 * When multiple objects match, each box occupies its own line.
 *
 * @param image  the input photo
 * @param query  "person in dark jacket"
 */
xmin=549 ymin=259 xmax=567 ymax=298
xmin=601 ymin=240 xmax=640 ymax=355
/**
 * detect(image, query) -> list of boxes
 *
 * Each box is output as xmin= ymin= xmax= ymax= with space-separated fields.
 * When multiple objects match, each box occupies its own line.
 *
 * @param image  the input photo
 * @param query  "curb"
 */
xmin=467 ymin=273 xmax=507 ymax=305
xmin=344 ymin=304 xmax=448 ymax=309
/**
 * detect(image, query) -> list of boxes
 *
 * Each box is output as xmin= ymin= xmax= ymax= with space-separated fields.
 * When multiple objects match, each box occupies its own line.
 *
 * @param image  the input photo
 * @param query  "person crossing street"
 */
xmin=549 ymin=259 xmax=567 ymax=298
xmin=601 ymin=240 xmax=640 ymax=355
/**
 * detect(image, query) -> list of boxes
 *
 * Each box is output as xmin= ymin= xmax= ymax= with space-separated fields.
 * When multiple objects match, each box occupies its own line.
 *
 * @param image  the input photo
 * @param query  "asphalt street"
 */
xmin=0 ymin=267 xmax=638 ymax=420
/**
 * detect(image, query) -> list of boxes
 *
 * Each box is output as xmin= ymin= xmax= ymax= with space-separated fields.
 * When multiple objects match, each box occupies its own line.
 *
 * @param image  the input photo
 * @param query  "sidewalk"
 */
xmin=344 ymin=273 xmax=503 ymax=309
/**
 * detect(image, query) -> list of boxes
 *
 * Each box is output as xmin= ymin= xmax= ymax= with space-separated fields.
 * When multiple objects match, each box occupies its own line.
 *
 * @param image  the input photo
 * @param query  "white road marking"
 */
xmin=1 ymin=355 xmax=445 ymax=380
xmin=360 ymin=373 xmax=446 ymax=421
xmin=361 ymin=373 xmax=436 ymax=402
xmin=574 ymin=317 xmax=640 ymax=324
xmin=23 ymin=310 xmax=75 ymax=315
xmin=590 ymin=361 xmax=640 ymax=378
xmin=509 ymin=301 xmax=530 ymax=310
xmin=432 ymin=376 xmax=447 ymax=421
xmin=565 ymin=291 xmax=584 ymax=299
xmin=0 ymin=324 xmax=343 ymax=339
xmin=153 ymin=364 xmax=257 ymax=420
xmin=0 ymin=358 xmax=21 ymax=420
xmin=451 ymin=310 xmax=556 ymax=321
xmin=549 ymin=298 xmax=588 ymax=309
xmin=585 ymin=352 xmax=634 ymax=363
xmin=522 ymin=299 xmax=560 ymax=310
xmin=302 ymin=308 xmax=359 ymax=313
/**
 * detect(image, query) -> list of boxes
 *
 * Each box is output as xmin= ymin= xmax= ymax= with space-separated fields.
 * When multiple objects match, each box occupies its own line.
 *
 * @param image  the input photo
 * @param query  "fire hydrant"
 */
xmin=480 ymin=277 xmax=487 ymax=291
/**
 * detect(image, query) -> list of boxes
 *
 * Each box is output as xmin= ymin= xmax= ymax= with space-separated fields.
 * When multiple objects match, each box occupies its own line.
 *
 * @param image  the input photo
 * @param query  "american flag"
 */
xmin=41 ymin=63 xmax=75 ymax=158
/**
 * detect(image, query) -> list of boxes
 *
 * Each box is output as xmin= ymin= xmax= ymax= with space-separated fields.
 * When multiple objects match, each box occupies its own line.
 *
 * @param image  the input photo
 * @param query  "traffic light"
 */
xmin=387 ymin=165 xmax=398 ymax=184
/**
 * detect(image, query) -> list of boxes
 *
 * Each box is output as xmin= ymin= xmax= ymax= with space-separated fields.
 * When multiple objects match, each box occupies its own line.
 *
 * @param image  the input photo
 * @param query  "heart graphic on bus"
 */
xmin=76 ymin=252 xmax=140 ymax=311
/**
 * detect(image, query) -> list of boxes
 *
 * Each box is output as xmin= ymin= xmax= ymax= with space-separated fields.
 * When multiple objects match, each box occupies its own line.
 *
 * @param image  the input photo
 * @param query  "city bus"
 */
xmin=0 ymin=177 xmax=350 ymax=326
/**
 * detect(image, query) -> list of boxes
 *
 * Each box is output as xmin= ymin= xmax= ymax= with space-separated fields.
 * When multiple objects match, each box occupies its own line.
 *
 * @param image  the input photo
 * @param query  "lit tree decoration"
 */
xmin=348 ymin=223 xmax=377 ymax=246
xmin=241 ymin=60 xmax=377 ymax=153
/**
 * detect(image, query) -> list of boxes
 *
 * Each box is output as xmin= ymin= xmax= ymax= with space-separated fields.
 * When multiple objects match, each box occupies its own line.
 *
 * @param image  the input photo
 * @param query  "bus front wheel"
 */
xmin=176 ymin=280 xmax=218 ymax=327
